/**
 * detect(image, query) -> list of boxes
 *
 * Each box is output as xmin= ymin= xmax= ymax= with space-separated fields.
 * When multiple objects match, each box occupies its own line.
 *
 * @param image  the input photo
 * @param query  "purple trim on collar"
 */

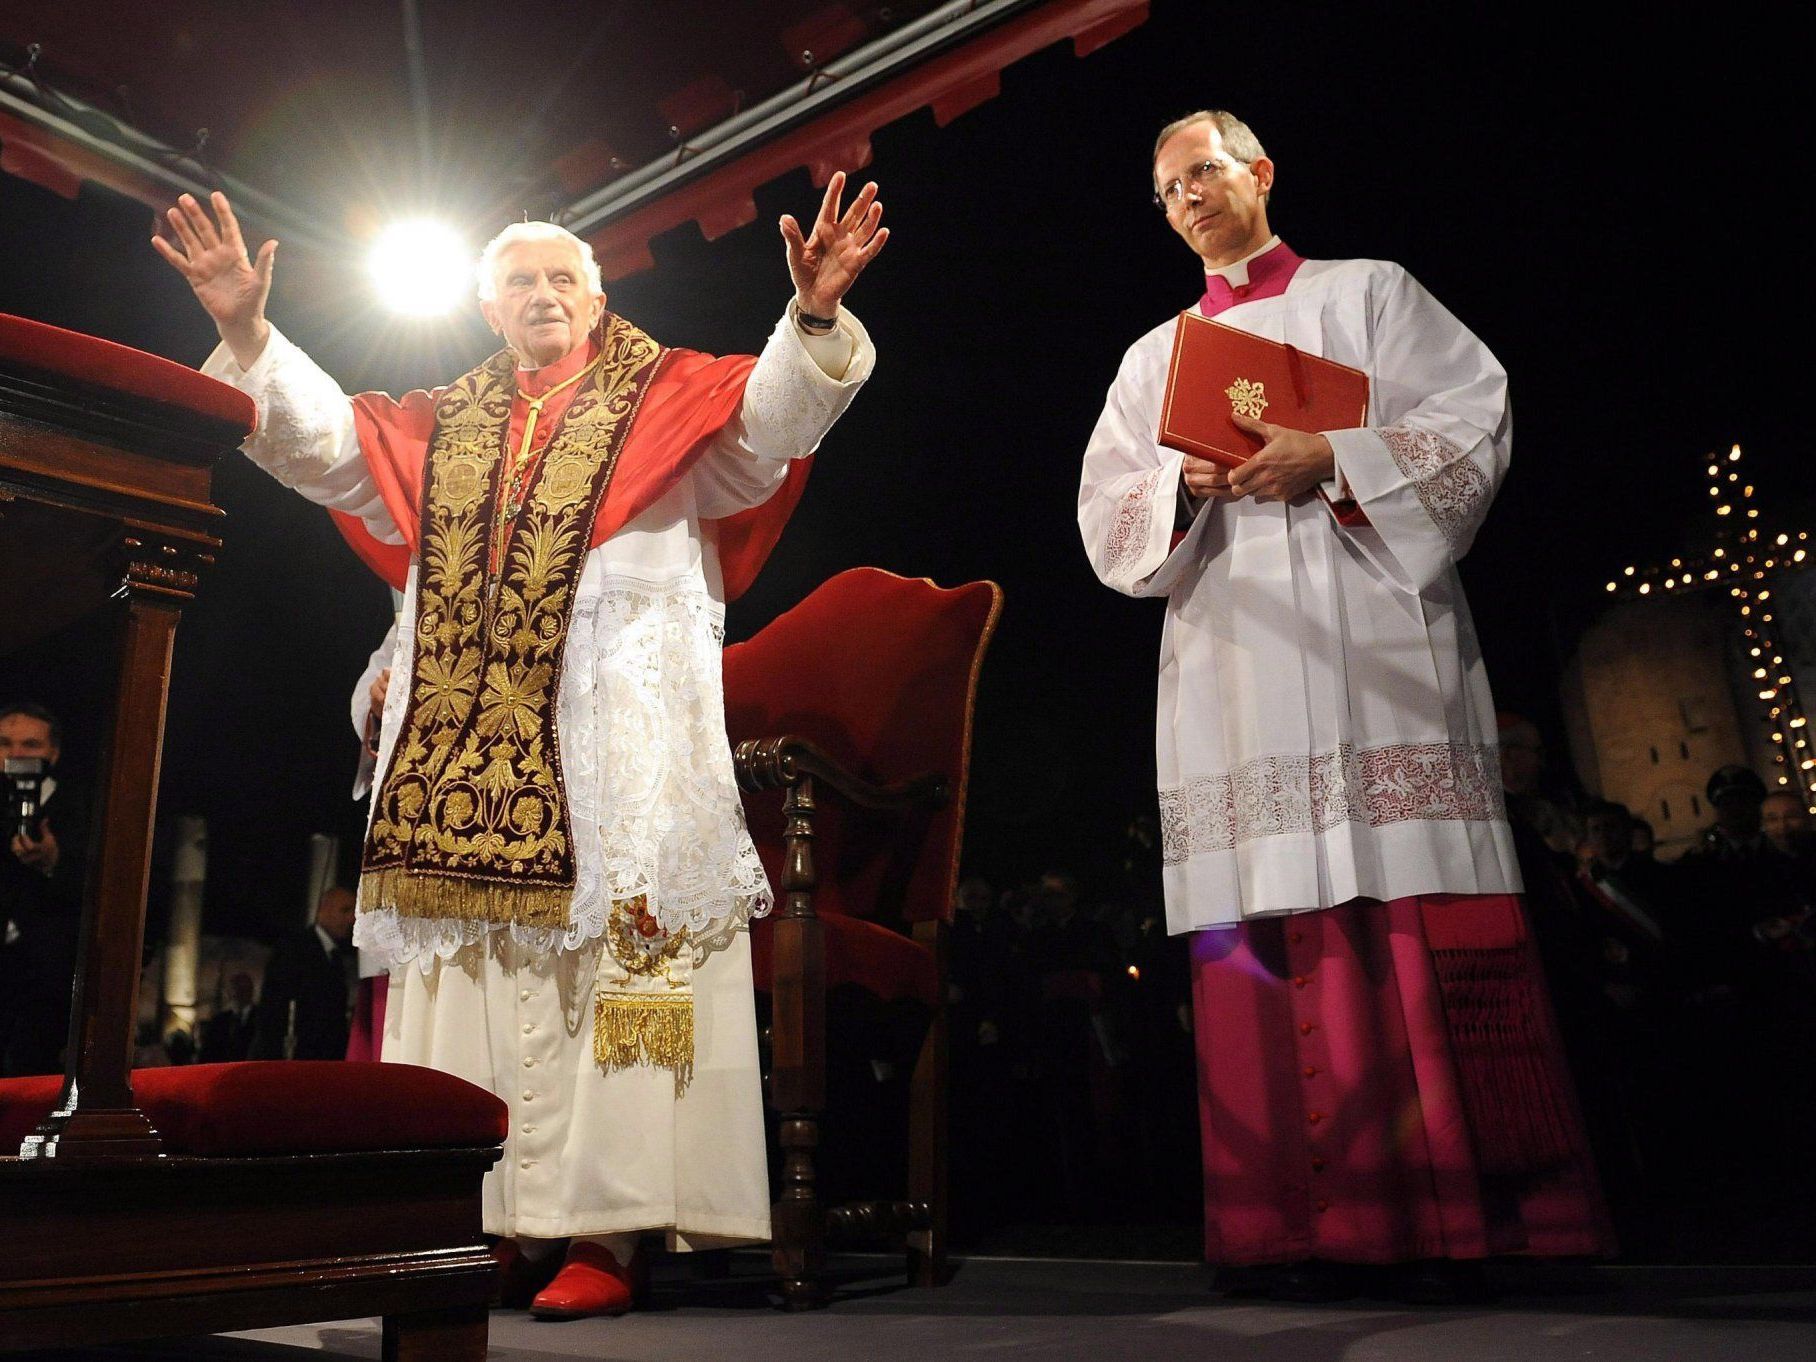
xmin=1199 ymin=241 xmax=1305 ymax=317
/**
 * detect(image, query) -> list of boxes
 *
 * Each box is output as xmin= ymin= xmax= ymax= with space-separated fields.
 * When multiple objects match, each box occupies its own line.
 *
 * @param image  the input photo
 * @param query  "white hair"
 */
xmin=475 ymin=222 xmax=603 ymax=301
xmin=1152 ymin=109 xmax=1268 ymax=185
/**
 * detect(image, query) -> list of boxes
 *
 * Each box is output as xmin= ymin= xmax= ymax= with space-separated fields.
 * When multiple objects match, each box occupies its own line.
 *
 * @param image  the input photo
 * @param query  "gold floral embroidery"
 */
xmin=361 ymin=316 xmax=667 ymax=929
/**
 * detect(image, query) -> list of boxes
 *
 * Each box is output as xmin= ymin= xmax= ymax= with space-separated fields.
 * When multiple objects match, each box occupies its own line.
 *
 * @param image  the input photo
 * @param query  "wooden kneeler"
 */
xmin=0 ymin=313 xmax=503 ymax=1359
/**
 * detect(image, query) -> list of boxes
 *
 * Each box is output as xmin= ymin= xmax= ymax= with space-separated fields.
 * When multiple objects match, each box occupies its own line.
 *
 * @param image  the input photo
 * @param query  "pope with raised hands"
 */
xmin=155 ymin=176 xmax=886 ymax=1319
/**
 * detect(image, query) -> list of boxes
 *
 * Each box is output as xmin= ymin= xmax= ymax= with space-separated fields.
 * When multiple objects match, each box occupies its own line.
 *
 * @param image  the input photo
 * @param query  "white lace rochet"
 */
xmin=356 ymin=575 xmax=772 ymax=973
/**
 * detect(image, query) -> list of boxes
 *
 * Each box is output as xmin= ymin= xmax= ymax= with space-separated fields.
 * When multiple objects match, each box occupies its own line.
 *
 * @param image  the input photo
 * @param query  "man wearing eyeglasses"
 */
xmin=1079 ymin=110 xmax=1611 ymax=1299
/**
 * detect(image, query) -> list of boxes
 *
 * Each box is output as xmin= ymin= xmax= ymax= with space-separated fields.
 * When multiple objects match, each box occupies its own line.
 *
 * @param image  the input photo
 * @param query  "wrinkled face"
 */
xmin=480 ymin=239 xmax=605 ymax=368
xmin=1153 ymin=120 xmax=1274 ymax=269
xmin=0 ymin=714 xmax=57 ymax=767
xmin=316 ymin=887 xmax=357 ymax=944
xmin=1762 ymin=793 xmax=1812 ymax=848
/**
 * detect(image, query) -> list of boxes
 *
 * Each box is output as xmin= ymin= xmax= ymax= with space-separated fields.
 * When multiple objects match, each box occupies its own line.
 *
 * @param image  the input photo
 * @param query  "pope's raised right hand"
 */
xmin=151 ymin=191 xmax=276 ymax=369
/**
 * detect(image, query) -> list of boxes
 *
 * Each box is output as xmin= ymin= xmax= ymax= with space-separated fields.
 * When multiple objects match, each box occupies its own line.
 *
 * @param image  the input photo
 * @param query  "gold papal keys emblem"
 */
xmin=1225 ymin=377 xmax=1268 ymax=420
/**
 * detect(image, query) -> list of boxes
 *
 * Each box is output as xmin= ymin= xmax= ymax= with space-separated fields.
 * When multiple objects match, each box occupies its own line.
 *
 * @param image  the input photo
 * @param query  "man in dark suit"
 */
xmin=1 ymin=701 xmax=87 ymax=1077
xmin=252 ymin=886 xmax=357 ymax=1061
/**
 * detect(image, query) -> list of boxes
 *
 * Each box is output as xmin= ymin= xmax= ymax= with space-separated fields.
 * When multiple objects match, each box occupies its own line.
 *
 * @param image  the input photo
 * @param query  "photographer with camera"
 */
xmin=1 ymin=702 xmax=87 ymax=1076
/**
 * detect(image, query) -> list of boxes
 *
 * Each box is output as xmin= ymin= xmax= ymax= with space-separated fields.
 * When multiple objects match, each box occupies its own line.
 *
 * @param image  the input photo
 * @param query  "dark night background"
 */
xmin=0 ymin=4 xmax=1801 ymax=943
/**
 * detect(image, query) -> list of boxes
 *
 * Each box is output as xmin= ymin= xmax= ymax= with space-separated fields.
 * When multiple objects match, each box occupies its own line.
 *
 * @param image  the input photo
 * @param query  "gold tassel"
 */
xmin=359 ymin=866 xmax=571 ymax=930
xmin=593 ymin=993 xmax=694 ymax=1081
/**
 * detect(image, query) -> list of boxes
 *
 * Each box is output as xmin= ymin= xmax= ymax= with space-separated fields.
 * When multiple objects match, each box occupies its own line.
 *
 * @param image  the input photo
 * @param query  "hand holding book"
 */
xmin=1159 ymin=311 xmax=1367 ymax=513
xmin=1225 ymin=412 xmax=1335 ymax=502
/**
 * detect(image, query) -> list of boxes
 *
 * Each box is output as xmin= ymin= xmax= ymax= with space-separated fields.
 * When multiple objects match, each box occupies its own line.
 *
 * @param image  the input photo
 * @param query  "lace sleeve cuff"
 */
xmin=202 ymin=324 xmax=366 ymax=498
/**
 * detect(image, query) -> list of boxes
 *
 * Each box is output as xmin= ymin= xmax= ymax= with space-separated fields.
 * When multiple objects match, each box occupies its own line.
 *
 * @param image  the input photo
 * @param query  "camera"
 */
xmin=4 ymin=757 xmax=47 ymax=844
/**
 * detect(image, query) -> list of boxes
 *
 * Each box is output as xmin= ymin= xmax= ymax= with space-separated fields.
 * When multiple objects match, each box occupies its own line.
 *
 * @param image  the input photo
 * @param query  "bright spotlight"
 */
xmin=368 ymin=219 xmax=471 ymax=317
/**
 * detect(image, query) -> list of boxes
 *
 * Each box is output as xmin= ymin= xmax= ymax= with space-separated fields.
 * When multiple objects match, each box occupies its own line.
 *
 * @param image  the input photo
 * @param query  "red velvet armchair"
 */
xmin=724 ymin=567 xmax=1002 ymax=1308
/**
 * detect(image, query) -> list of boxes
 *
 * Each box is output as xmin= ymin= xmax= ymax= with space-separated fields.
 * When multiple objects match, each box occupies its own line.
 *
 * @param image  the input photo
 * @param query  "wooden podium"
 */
xmin=0 ymin=314 xmax=500 ymax=1358
xmin=0 ymin=312 xmax=236 ymax=1159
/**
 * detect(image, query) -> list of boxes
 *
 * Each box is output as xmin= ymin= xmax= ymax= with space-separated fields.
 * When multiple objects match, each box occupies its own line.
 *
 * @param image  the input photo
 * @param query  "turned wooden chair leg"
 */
xmin=773 ymin=1111 xmax=827 ymax=1309
xmin=768 ymin=777 xmax=828 ymax=1309
xmin=382 ymin=1304 xmax=488 ymax=1362
xmin=907 ymin=919 xmax=950 ymax=1287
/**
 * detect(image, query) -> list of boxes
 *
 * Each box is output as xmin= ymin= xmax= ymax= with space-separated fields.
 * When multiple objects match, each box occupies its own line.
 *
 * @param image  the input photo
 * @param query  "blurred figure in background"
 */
xmin=1 ymin=702 xmax=86 ymax=1077
xmin=252 ymin=886 xmax=357 ymax=1061
xmin=200 ymin=971 xmax=259 ymax=1063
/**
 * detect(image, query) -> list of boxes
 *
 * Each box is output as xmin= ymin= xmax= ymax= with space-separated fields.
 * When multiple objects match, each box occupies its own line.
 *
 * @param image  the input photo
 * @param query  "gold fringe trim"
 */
xmin=594 ymin=993 xmax=694 ymax=1080
xmin=359 ymin=866 xmax=571 ymax=930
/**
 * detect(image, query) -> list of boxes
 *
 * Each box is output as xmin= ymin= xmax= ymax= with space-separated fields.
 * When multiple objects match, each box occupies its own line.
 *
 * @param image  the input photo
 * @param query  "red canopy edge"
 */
xmin=587 ymin=0 xmax=1149 ymax=278
xmin=0 ymin=105 xmax=166 ymax=207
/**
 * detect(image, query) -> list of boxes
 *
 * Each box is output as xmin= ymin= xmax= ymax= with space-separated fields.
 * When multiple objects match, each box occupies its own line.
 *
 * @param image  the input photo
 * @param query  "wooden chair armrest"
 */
xmin=733 ymin=735 xmax=947 ymax=811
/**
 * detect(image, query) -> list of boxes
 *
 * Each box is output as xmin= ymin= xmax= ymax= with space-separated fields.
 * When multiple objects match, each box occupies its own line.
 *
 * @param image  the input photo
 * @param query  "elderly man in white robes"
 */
xmin=156 ymin=175 xmax=885 ymax=1318
xmin=1078 ymin=109 xmax=1609 ymax=1299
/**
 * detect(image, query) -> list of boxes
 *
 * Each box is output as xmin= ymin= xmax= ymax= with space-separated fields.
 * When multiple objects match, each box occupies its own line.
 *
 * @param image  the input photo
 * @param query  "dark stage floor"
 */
xmin=17 ymin=1256 xmax=1816 ymax=1361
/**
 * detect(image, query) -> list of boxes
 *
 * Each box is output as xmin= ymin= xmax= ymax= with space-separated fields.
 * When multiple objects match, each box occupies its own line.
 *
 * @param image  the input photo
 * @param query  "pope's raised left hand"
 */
xmin=780 ymin=170 xmax=889 ymax=318
xmin=1227 ymin=412 xmax=1336 ymax=503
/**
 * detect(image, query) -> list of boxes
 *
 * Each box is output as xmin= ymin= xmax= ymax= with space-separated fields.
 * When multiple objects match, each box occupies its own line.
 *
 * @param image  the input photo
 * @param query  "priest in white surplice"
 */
xmin=1079 ymin=110 xmax=1609 ymax=1293
xmin=155 ymin=177 xmax=887 ymax=1317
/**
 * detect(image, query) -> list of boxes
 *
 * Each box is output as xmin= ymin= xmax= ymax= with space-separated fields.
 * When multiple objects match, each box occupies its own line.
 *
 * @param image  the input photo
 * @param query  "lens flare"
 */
xmin=368 ymin=219 xmax=470 ymax=317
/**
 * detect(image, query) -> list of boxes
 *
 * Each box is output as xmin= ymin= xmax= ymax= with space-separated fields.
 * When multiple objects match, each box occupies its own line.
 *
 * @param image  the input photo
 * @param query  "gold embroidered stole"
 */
xmin=360 ymin=316 xmax=664 ymax=927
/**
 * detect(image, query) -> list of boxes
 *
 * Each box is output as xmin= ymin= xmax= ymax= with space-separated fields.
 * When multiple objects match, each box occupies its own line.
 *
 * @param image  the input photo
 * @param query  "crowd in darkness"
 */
xmin=1500 ymin=715 xmax=1816 ymax=1256
xmin=922 ymin=824 xmax=1203 ymax=1242
xmin=783 ymin=815 xmax=1202 ymax=1246
xmin=914 ymin=714 xmax=1816 ymax=1258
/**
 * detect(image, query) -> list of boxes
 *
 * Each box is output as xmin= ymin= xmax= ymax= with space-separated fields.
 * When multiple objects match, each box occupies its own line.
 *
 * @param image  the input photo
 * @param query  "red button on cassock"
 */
xmin=1311 ymin=1158 xmax=1327 ymax=1172
xmin=1316 ymin=1199 xmax=1330 ymax=1212
xmin=1289 ymin=931 xmax=1304 ymax=944
xmin=1292 ymin=976 xmax=1308 ymax=988
xmin=1303 ymin=1066 xmax=1318 ymax=1078
xmin=1299 ymin=1022 xmax=1315 ymax=1035
xmin=1307 ymin=1111 xmax=1323 ymax=1124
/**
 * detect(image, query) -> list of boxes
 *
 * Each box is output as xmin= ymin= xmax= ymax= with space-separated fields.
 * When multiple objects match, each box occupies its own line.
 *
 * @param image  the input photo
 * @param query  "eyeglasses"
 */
xmin=1154 ymin=157 xmax=1248 ymax=212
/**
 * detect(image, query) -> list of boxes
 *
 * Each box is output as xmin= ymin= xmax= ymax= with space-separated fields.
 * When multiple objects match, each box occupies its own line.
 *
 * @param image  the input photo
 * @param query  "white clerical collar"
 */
xmin=1204 ymin=235 xmax=1282 ymax=289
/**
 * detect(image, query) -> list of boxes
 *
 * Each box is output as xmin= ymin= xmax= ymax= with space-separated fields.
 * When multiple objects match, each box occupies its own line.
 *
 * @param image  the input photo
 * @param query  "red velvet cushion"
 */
xmin=750 ymin=912 xmax=939 ymax=1006
xmin=0 ymin=1062 xmax=505 ymax=1157
xmin=0 ymin=311 xmax=256 ymax=433
xmin=725 ymin=568 xmax=1001 ymax=927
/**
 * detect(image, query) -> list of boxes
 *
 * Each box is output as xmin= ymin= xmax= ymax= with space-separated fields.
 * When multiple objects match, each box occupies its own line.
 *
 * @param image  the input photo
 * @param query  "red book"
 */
xmin=1158 ymin=312 xmax=1370 ymax=470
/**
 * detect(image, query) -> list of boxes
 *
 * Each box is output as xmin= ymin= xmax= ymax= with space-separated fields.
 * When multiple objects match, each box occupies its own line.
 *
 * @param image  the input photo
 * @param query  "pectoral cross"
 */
xmin=489 ymin=362 xmax=594 ymax=578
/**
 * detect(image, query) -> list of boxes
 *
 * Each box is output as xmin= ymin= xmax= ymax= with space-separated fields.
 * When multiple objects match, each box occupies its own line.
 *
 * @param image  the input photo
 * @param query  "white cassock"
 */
xmin=1078 ymin=257 xmax=1521 ymax=932
xmin=205 ymin=304 xmax=873 ymax=1246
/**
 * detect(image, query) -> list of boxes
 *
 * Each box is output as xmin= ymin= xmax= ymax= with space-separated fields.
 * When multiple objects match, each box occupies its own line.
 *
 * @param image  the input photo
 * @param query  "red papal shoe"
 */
xmin=529 ymin=1240 xmax=646 ymax=1320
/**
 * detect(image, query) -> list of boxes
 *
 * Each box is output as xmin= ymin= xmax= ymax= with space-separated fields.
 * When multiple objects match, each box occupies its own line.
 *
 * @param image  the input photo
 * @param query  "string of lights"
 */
xmin=1604 ymin=444 xmax=1814 ymax=811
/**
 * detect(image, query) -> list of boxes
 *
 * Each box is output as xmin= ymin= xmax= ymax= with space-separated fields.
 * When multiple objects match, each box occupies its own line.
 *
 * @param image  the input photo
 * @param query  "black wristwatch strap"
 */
xmin=796 ymin=307 xmax=838 ymax=332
